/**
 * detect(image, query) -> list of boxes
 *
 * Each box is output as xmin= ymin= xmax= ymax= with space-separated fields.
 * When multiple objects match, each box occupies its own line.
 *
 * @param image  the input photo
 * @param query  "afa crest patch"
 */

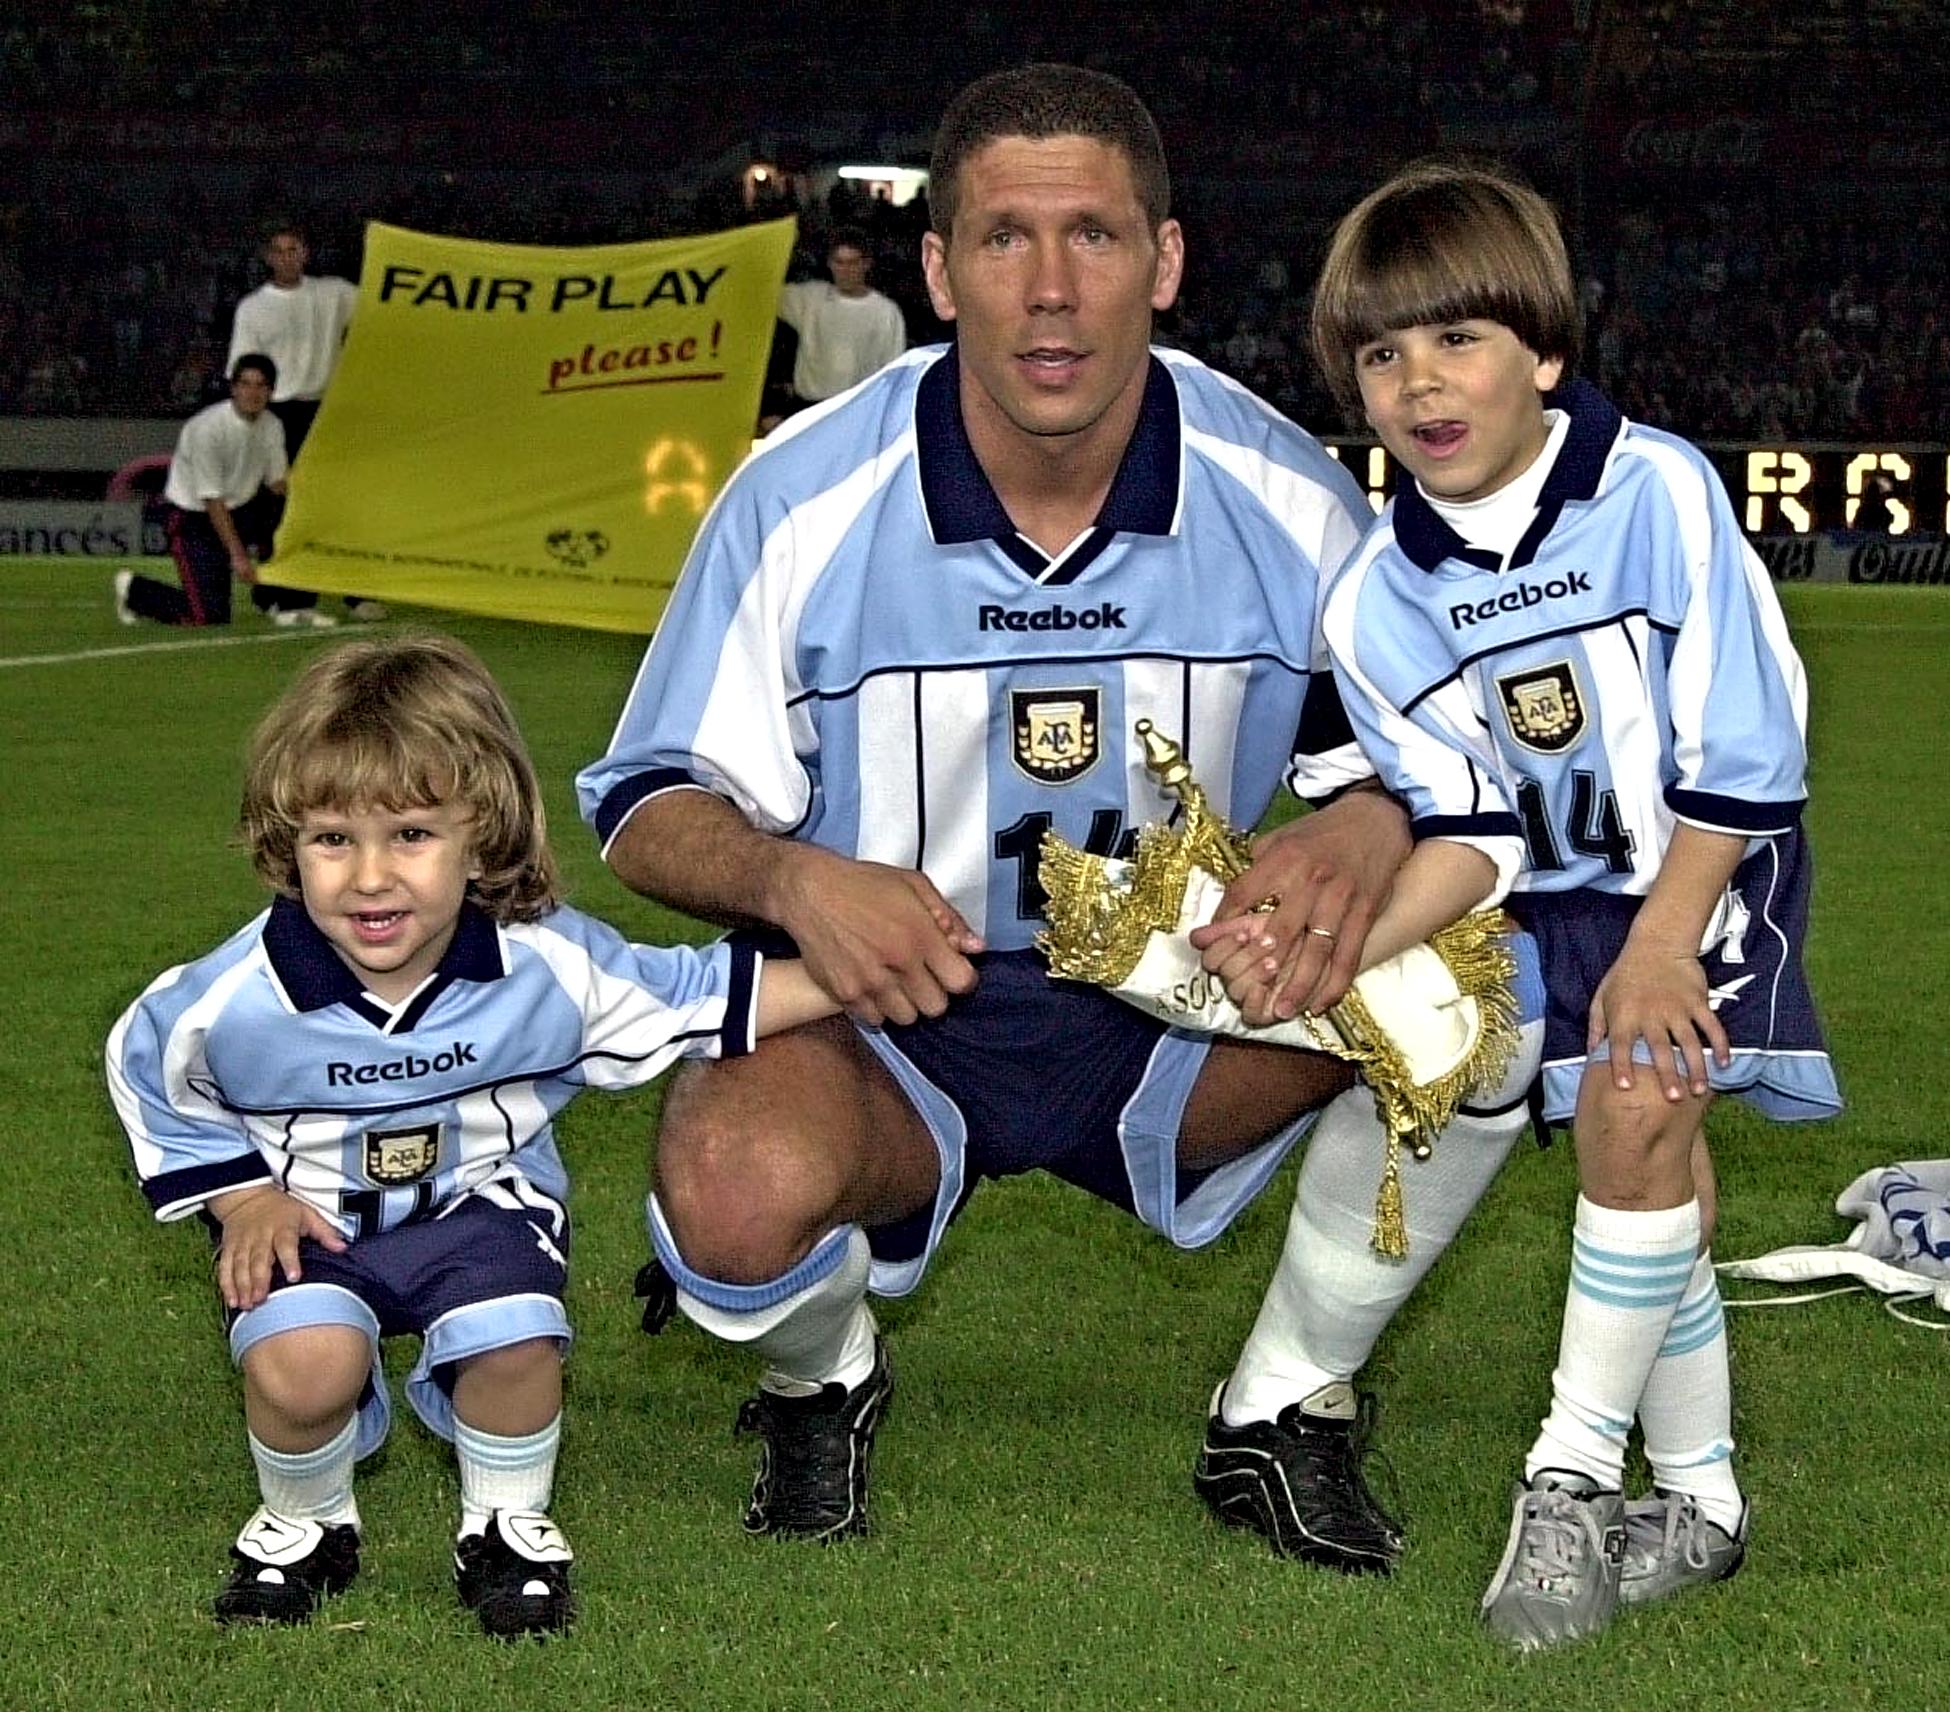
xmin=364 ymin=1122 xmax=440 ymax=1186
xmin=1011 ymin=688 xmax=1100 ymax=784
xmin=1496 ymin=661 xmax=1587 ymax=754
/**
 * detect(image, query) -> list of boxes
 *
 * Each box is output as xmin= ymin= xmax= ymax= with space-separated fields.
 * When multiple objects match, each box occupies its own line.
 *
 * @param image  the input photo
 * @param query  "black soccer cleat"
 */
xmin=455 ymin=1511 xmax=576 ymax=1639
xmin=1193 ymin=1380 xmax=1404 ymax=1574
xmin=213 ymin=1507 xmax=361 ymax=1626
xmin=735 ymin=1339 xmax=893 ymax=1540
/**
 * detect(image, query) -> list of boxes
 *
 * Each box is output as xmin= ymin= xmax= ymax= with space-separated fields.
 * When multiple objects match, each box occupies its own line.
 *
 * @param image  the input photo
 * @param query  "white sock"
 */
xmin=664 ymin=1215 xmax=879 ymax=1393
xmin=454 ymin=1413 xmax=561 ymax=1538
xmin=1224 ymin=1068 xmax=1530 ymax=1426
xmin=1637 ymin=1251 xmax=1744 ymax=1533
xmin=1526 ymin=1195 xmax=1701 ymax=1490
xmin=249 ymin=1415 xmax=359 ymax=1529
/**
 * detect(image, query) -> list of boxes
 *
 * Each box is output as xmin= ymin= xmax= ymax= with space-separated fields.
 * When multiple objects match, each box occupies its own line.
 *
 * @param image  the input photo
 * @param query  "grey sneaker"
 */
xmin=1618 ymin=1491 xmax=1747 ymax=1607
xmin=1480 ymin=1470 xmax=1626 ymax=1651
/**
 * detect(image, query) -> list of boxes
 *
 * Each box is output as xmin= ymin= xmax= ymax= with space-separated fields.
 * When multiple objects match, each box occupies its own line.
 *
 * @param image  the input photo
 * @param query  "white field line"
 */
xmin=0 ymin=629 xmax=331 ymax=670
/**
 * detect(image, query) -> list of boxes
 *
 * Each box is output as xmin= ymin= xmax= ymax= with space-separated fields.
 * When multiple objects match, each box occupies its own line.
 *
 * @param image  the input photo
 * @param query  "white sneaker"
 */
xmin=113 ymin=568 xmax=139 ymax=625
xmin=270 ymin=607 xmax=339 ymax=629
xmin=344 ymin=599 xmax=389 ymax=623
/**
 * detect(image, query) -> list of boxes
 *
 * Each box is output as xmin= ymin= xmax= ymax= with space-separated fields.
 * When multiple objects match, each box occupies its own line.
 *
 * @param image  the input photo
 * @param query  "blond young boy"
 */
xmin=107 ymin=635 xmax=838 ymax=1635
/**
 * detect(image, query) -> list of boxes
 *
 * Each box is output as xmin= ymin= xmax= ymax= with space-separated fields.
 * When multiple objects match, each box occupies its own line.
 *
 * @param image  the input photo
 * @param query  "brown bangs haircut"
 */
xmin=929 ymin=63 xmax=1170 ymax=238
xmin=241 ymin=634 xmax=559 ymax=923
xmin=1311 ymin=162 xmax=1580 ymax=414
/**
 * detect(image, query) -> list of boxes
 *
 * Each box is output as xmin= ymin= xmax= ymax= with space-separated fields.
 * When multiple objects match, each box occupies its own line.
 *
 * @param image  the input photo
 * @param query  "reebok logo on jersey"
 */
xmin=1448 ymin=570 xmax=1591 ymax=628
xmin=979 ymin=602 xmax=1127 ymax=633
xmin=326 ymin=1041 xmax=480 ymax=1086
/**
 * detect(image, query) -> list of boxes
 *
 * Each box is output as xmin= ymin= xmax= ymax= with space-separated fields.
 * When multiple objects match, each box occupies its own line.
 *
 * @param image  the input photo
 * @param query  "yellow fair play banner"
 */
xmin=272 ymin=217 xmax=796 ymax=632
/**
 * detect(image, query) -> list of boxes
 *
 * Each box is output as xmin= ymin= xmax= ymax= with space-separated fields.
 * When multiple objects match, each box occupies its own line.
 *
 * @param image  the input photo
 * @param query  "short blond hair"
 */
xmin=241 ymin=634 xmax=559 ymax=922
xmin=1311 ymin=161 xmax=1580 ymax=414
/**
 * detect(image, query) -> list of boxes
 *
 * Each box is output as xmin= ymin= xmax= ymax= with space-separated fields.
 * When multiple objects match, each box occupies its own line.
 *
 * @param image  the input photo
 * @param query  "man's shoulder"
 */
xmin=1160 ymin=349 xmax=1368 ymax=520
xmin=746 ymin=347 xmax=936 ymax=471
xmin=178 ymin=399 xmax=234 ymax=441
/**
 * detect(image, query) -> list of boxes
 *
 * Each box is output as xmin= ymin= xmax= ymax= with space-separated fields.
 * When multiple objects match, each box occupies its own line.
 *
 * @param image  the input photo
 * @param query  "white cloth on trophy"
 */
xmin=1104 ymin=865 xmax=1484 ymax=1091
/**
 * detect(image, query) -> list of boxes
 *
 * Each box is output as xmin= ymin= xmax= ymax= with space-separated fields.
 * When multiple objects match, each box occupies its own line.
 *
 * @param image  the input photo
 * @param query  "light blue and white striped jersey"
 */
xmin=107 ymin=897 xmax=758 ymax=1236
xmin=1322 ymin=381 xmax=1809 ymax=897
xmin=578 ymin=346 xmax=1374 ymax=951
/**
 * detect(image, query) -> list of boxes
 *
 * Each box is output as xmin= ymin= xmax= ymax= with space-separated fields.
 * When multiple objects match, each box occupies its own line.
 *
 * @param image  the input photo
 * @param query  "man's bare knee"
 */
xmin=654 ymin=1025 xmax=931 ymax=1283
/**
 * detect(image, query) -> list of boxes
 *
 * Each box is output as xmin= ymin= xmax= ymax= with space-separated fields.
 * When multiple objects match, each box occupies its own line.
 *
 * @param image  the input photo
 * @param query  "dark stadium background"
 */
xmin=2 ymin=1 xmax=1945 ymax=530
xmin=2 ymin=9 xmax=1946 ymax=1708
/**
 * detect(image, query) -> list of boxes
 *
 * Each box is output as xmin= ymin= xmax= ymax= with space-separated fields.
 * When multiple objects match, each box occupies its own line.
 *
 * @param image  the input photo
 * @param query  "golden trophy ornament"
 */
xmin=1038 ymin=721 xmax=1520 ymax=1257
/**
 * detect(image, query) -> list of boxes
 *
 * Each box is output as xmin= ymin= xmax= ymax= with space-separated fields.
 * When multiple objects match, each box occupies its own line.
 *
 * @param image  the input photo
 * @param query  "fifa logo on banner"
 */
xmin=544 ymin=529 xmax=610 ymax=568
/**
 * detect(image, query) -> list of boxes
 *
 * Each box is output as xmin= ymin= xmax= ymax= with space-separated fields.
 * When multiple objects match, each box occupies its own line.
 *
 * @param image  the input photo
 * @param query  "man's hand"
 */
xmin=210 ymin=1186 xmax=348 ymax=1311
xmin=1588 ymin=937 xmax=1731 ymax=1103
xmin=771 ymin=845 xmax=983 ymax=1026
xmin=1188 ymin=791 xmax=1410 ymax=1023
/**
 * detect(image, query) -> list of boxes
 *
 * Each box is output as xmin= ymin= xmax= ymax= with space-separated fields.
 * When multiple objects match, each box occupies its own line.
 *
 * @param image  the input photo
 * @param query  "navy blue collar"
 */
xmin=263 ymin=894 xmax=506 ymax=1020
xmin=1390 ymin=378 xmax=1624 ymax=573
xmin=914 ymin=347 xmax=1182 ymax=550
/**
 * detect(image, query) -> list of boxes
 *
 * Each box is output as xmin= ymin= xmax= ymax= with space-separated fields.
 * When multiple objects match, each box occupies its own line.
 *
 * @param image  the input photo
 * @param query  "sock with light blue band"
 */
xmin=1527 ymin=1195 xmax=1700 ymax=1490
xmin=1637 ymin=1251 xmax=1744 ymax=1531
xmin=650 ymin=1196 xmax=878 ymax=1391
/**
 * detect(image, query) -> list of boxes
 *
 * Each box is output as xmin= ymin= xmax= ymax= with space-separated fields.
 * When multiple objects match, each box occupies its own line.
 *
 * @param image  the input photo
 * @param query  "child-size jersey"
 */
xmin=577 ymin=346 xmax=1374 ymax=952
xmin=108 ymin=898 xmax=759 ymax=1237
xmin=1323 ymin=381 xmax=1808 ymax=898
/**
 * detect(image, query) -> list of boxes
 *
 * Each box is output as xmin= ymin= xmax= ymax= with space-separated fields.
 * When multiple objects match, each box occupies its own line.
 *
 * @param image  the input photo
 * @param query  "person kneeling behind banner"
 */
xmin=1039 ymin=721 xmax=1520 ymax=1257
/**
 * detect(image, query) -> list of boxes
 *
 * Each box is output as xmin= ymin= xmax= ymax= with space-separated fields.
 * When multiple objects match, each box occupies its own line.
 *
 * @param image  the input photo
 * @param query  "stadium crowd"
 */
xmin=2 ymin=0 xmax=1945 ymax=441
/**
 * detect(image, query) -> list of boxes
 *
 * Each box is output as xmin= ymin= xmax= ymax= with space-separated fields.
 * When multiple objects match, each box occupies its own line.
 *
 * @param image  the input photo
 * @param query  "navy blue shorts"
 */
xmin=725 ymin=932 xmax=1310 ymax=1294
xmin=862 ymin=951 xmax=1304 ymax=1292
xmin=1508 ymin=827 xmax=1842 ymax=1123
xmin=225 ymin=1180 xmax=573 ymax=1451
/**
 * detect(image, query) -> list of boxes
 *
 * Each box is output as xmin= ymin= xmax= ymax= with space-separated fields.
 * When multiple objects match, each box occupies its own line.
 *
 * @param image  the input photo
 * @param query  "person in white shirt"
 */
xmin=776 ymin=229 xmax=909 ymax=408
xmin=115 ymin=354 xmax=288 ymax=627
xmin=227 ymin=225 xmax=378 ymax=623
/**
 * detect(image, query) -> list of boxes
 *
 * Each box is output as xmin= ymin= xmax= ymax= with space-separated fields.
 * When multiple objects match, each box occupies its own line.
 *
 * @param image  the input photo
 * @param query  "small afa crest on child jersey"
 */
xmin=1011 ymin=688 xmax=1100 ymax=783
xmin=364 ymin=1122 xmax=441 ymax=1185
xmin=1495 ymin=661 xmax=1587 ymax=754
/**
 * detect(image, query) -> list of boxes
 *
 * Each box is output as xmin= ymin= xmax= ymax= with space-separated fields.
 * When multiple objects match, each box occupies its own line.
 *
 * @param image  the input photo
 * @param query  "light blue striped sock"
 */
xmin=1526 ymin=1196 xmax=1700 ymax=1490
xmin=249 ymin=1414 xmax=360 ymax=1528
xmin=1638 ymin=1252 xmax=1744 ymax=1532
xmin=454 ymin=1413 xmax=561 ymax=1538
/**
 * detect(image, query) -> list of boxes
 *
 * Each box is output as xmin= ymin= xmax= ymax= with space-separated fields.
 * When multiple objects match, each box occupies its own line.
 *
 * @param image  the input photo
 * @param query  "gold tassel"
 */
xmin=1372 ymin=1130 xmax=1408 ymax=1260
xmin=1335 ymin=911 xmax=1520 ymax=1255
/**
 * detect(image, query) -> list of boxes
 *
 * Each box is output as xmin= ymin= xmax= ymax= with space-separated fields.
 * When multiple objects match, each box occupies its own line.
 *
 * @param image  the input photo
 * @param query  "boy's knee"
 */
xmin=1576 ymin=1074 xmax=1706 ymax=1204
xmin=455 ymin=1337 xmax=561 ymax=1386
xmin=241 ymin=1326 xmax=369 ymax=1428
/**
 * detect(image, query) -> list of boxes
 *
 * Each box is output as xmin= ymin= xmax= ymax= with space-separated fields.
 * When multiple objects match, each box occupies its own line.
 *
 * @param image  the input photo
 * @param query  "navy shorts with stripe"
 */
xmin=1508 ymin=825 xmax=1842 ymax=1124
xmin=223 ymin=1185 xmax=573 ymax=1451
xmin=729 ymin=934 xmax=1305 ymax=1295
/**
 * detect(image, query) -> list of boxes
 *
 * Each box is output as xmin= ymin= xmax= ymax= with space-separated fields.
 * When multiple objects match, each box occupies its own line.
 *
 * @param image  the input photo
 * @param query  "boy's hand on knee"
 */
xmin=209 ymin=1186 xmax=349 ymax=1312
xmin=1588 ymin=942 xmax=1732 ymax=1103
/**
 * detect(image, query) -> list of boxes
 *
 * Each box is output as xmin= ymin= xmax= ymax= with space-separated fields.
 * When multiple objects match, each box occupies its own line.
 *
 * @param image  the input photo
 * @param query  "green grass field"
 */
xmin=1 ymin=558 xmax=1942 ymax=1710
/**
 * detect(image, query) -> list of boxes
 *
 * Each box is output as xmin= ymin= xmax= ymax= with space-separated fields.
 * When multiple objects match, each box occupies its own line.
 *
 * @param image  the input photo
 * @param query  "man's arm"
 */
xmin=204 ymin=497 xmax=254 ymax=578
xmin=1189 ymin=784 xmax=1412 ymax=1021
xmin=606 ymin=789 xmax=982 ymax=1028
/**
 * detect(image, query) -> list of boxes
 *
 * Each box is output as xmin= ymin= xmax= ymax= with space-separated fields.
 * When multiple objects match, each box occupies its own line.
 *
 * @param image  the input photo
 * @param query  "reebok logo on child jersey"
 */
xmin=326 ymin=1042 xmax=481 ymax=1085
xmin=1448 ymin=571 xmax=1592 ymax=629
